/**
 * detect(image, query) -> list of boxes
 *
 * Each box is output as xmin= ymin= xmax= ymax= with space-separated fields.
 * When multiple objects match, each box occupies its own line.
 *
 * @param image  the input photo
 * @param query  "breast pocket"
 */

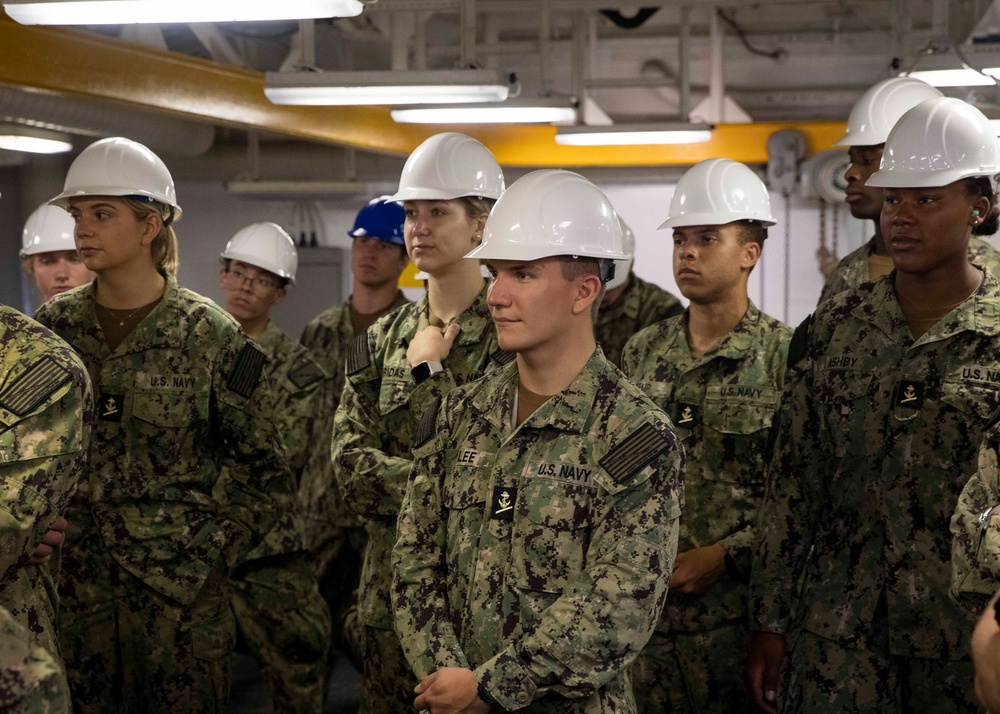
xmin=442 ymin=455 xmax=490 ymax=594
xmin=378 ymin=378 xmax=411 ymax=418
xmin=702 ymin=392 xmax=778 ymax=484
xmin=131 ymin=388 xmax=205 ymax=474
xmin=511 ymin=478 xmax=594 ymax=605
xmin=815 ymin=369 xmax=874 ymax=458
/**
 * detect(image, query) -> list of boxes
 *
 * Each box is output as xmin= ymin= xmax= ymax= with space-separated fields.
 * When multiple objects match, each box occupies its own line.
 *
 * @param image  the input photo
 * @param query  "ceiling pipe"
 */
xmin=708 ymin=6 xmax=724 ymax=122
xmin=0 ymin=84 xmax=214 ymax=157
xmin=679 ymin=5 xmax=692 ymax=119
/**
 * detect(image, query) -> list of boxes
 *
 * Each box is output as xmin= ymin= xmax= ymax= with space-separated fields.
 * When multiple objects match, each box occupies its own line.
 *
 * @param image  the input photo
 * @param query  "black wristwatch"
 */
xmin=411 ymin=360 xmax=443 ymax=385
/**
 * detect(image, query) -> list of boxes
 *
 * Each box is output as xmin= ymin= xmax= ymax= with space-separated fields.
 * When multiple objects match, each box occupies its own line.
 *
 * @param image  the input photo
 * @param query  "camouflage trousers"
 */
xmin=230 ymin=552 xmax=331 ymax=714
xmin=632 ymin=621 xmax=751 ymax=713
xmin=781 ymin=628 xmax=979 ymax=713
xmin=59 ymin=554 xmax=234 ymax=714
xmin=360 ymin=625 xmax=421 ymax=714
xmin=315 ymin=525 xmax=366 ymax=671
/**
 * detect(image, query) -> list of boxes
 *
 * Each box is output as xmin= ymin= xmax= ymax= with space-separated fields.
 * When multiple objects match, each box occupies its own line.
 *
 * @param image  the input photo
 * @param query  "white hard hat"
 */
xmin=835 ymin=77 xmax=943 ymax=147
xmin=20 ymin=203 xmax=76 ymax=258
xmin=867 ymin=97 xmax=1000 ymax=189
xmin=467 ymin=169 xmax=627 ymax=270
xmin=390 ymin=132 xmax=505 ymax=202
xmin=49 ymin=137 xmax=182 ymax=223
xmin=606 ymin=217 xmax=635 ymax=291
xmin=659 ymin=158 xmax=776 ymax=229
xmin=221 ymin=222 xmax=298 ymax=284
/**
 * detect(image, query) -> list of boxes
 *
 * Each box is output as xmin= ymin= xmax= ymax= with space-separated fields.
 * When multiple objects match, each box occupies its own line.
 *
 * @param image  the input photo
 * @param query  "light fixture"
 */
xmin=903 ymin=49 xmax=1000 ymax=87
xmin=0 ymin=125 xmax=72 ymax=154
xmin=907 ymin=68 xmax=998 ymax=87
xmin=264 ymin=69 xmax=510 ymax=106
xmin=3 ymin=0 xmax=364 ymax=24
xmin=390 ymin=97 xmax=577 ymax=124
xmin=555 ymin=122 xmax=713 ymax=146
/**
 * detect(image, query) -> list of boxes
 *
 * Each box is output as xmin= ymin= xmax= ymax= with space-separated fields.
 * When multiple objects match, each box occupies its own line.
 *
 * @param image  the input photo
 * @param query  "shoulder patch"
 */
xmin=599 ymin=421 xmax=672 ymax=483
xmin=288 ymin=359 xmax=324 ymax=390
xmin=346 ymin=333 xmax=372 ymax=376
xmin=490 ymin=348 xmax=516 ymax=366
xmin=413 ymin=396 xmax=442 ymax=448
xmin=0 ymin=355 xmax=71 ymax=417
xmin=787 ymin=313 xmax=813 ymax=369
xmin=227 ymin=343 xmax=266 ymax=398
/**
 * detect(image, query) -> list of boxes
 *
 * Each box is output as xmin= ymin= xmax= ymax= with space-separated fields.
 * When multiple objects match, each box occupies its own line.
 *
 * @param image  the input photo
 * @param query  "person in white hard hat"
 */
xmin=594 ymin=218 xmax=683 ymax=368
xmin=20 ymin=203 xmax=94 ymax=303
xmin=744 ymin=97 xmax=1000 ymax=713
xmin=331 ymin=133 xmax=509 ymax=713
xmin=622 ymin=158 xmax=791 ymax=713
xmin=819 ymin=76 xmax=1000 ymax=304
xmin=216 ymin=222 xmax=332 ymax=713
xmin=299 ymin=196 xmax=410 ymax=683
xmin=390 ymin=169 xmax=683 ymax=713
xmin=33 ymin=137 xmax=287 ymax=713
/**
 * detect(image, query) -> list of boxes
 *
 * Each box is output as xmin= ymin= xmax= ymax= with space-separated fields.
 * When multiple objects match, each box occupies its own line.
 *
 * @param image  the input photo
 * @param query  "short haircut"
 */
xmin=735 ymin=219 xmax=768 ymax=247
xmin=458 ymin=196 xmax=496 ymax=221
xmin=554 ymin=255 xmax=607 ymax=323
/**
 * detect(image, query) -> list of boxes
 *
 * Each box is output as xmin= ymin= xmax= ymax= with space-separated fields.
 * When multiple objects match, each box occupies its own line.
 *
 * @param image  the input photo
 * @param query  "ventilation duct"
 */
xmin=0 ymin=83 xmax=215 ymax=157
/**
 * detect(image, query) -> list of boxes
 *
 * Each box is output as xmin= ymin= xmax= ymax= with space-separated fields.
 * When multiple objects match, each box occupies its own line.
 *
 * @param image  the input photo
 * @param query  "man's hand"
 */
xmin=413 ymin=667 xmax=492 ymax=714
xmin=29 ymin=516 xmax=68 ymax=565
xmin=407 ymin=324 xmax=461 ymax=367
xmin=669 ymin=543 xmax=727 ymax=595
xmin=742 ymin=630 xmax=786 ymax=714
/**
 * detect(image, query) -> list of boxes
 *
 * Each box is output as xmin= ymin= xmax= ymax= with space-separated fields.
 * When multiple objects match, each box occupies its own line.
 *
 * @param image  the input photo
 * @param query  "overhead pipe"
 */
xmin=679 ymin=6 xmax=692 ymax=119
xmin=0 ymin=84 xmax=214 ymax=157
xmin=708 ymin=6 xmax=724 ymax=122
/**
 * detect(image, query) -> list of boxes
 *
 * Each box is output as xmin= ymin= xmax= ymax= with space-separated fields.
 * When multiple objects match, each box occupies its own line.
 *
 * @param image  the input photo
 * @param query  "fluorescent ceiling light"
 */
xmin=265 ymin=69 xmax=510 ymax=106
xmin=907 ymin=68 xmax=997 ymax=87
xmin=555 ymin=123 xmax=713 ymax=146
xmin=391 ymin=98 xmax=577 ymax=124
xmin=3 ymin=0 xmax=363 ymax=24
xmin=0 ymin=126 xmax=72 ymax=154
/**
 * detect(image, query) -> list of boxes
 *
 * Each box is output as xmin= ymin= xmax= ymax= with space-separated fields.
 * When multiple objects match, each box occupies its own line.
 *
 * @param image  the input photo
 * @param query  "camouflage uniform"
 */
xmin=0 ymin=603 xmax=67 ymax=714
xmin=595 ymin=275 xmax=683 ymax=368
xmin=818 ymin=236 xmax=1000 ymax=304
xmin=298 ymin=292 xmax=408 ymax=664
xmin=621 ymin=303 xmax=790 ymax=713
xmin=332 ymin=285 xmax=508 ymax=713
xmin=392 ymin=348 xmax=684 ymax=712
xmin=216 ymin=322 xmax=330 ymax=714
xmin=34 ymin=276 xmax=287 ymax=714
xmin=951 ymin=422 xmax=1000 ymax=607
xmin=0 ymin=306 xmax=93 ymax=704
xmin=750 ymin=271 xmax=1000 ymax=713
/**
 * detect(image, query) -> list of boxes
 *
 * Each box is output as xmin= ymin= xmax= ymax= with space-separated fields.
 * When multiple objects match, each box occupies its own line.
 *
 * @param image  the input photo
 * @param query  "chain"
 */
xmin=784 ymin=192 xmax=792 ymax=323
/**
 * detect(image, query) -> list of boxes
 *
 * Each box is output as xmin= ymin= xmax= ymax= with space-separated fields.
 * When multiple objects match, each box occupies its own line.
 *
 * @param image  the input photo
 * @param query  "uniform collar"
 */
xmin=857 ymin=268 xmax=1000 ymax=344
xmin=471 ymin=348 xmax=609 ymax=436
xmin=671 ymin=302 xmax=762 ymax=369
xmin=255 ymin=321 xmax=284 ymax=357
xmin=91 ymin=273 xmax=184 ymax=354
xmin=597 ymin=275 xmax=641 ymax=324
xmin=412 ymin=282 xmax=493 ymax=347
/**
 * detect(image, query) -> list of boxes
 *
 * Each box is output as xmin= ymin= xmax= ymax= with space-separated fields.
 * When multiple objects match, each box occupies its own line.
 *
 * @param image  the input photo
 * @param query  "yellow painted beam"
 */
xmin=0 ymin=10 xmax=427 ymax=154
xmin=465 ymin=121 xmax=848 ymax=167
xmin=0 ymin=11 xmax=846 ymax=166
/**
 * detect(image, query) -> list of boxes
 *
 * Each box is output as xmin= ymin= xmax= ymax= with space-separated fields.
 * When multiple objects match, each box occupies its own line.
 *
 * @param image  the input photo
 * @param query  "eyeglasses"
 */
xmin=224 ymin=266 xmax=279 ymax=293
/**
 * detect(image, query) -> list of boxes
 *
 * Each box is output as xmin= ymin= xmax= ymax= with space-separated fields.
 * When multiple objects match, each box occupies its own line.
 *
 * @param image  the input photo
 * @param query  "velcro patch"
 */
xmin=491 ymin=348 xmax=516 ymax=367
xmin=0 ymin=355 xmax=71 ymax=417
xmin=675 ymin=403 xmax=699 ymax=427
xmin=346 ymin=334 xmax=371 ymax=375
xmin=413 ymin=396 xmax=441 ymax=448
xmin=787 ymin=314 xmax=813 ymax=369
xmin=98 ymin=393 xmax=124 ymax=422
xmin=491 ymin=486 xmax=517 ymax=521
xmin=288 ymin=359 xmax=324 ymax=390
xmin=599 ymin=422 xmax=671 ymax=483
xmin=227 ymin=343 xmax=266 ymax=398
